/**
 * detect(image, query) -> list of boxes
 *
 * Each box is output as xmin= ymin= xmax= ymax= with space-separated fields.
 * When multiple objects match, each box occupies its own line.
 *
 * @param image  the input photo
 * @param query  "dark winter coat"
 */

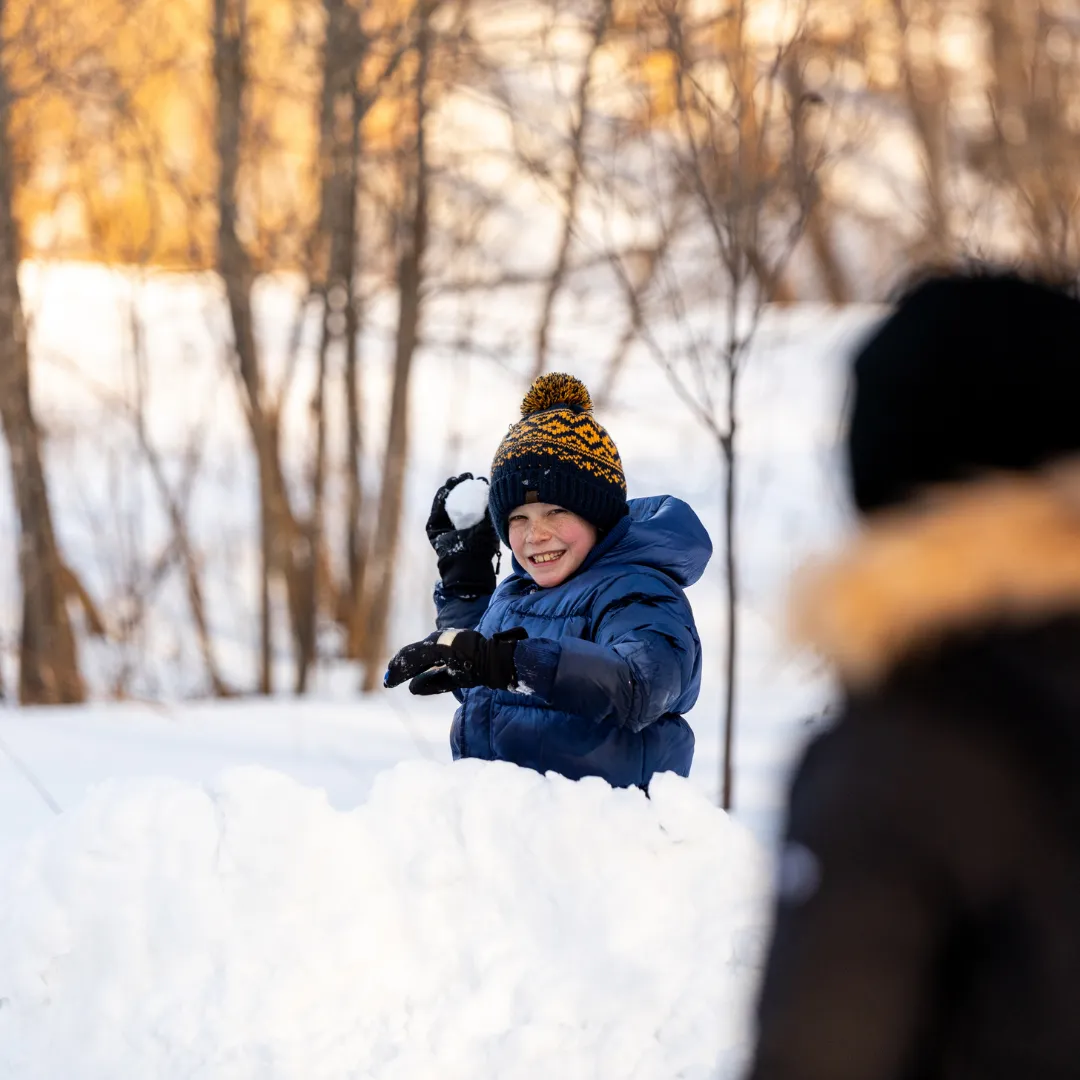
xmin=434 ymin=495 xmax=711 ymax=789
xmin=747 ymin=468 xmax=1080 ymax=1080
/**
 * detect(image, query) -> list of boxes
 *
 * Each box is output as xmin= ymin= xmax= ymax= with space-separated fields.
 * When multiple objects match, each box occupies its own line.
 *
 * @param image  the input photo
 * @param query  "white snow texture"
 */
xmin=445 ymin=477 xmax=491 ymax=531
xmin=0 ymin=760 xmax=768 ymax=1080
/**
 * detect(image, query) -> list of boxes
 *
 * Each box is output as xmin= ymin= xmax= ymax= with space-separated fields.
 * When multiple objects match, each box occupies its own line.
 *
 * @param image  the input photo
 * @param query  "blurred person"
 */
xmin=383 ymin=372 xmax=711 ymax=790
xmin=745 ymin=270 xmax=1080 ymax=1079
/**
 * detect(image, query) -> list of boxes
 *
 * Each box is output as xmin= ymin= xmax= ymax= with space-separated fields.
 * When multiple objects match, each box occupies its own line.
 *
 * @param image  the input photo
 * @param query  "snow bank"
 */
xmin=0 ymin=761 xmax=769 ymax=1079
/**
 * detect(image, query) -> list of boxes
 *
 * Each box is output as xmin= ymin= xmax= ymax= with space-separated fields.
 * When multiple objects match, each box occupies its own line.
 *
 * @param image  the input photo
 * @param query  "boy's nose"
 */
xmin=526 ymin=521 xmax=550 ymax=543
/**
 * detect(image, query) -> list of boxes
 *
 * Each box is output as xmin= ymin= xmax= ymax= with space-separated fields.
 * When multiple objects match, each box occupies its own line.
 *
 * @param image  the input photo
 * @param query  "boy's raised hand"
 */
xmin=384 ymin=627 xmax=527 ymax=695
xmin=426 ymin=474 xmax=500 ymax=598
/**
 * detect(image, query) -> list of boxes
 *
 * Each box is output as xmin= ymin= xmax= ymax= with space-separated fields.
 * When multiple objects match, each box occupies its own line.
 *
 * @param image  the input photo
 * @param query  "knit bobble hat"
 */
xmin=488 ymin=373 xmax=628 ymax=544
xmin=848 ymin=271 xmax=1080 ymax=515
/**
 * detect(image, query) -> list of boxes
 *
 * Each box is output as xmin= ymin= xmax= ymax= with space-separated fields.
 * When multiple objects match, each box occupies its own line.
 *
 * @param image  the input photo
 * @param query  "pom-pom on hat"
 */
xmin=488 ymin=373 xmax=628 ymax=544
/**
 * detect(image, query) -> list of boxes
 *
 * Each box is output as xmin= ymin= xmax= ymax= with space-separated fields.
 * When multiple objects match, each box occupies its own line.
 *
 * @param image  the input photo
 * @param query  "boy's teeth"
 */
xmin=533 ymin=552 xmax=562 ymax=564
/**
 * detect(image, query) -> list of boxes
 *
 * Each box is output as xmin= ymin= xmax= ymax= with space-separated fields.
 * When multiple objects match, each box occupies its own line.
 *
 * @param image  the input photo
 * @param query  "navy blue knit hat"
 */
xmin=488 ymin=373 xmax=628 ymax=544
xmin=848 ymin=271 xmax=1080 ymax=514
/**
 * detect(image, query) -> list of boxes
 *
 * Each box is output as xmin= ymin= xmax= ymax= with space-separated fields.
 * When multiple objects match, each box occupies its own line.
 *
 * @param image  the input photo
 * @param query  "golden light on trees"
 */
xmin=5 ymin=0 xmax=328 ymax=268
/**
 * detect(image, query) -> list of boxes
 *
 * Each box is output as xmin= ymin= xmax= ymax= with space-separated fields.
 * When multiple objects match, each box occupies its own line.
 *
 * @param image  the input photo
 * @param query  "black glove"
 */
xmin=383 ymin=627 xmax=527 ymax=696
xmin=426 ymin=473 xmax=500 ymax=598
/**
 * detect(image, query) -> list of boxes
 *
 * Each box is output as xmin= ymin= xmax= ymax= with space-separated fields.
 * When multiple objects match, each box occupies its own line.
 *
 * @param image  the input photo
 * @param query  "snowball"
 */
xmin=445 ymin=477 xmax=490 ymax=531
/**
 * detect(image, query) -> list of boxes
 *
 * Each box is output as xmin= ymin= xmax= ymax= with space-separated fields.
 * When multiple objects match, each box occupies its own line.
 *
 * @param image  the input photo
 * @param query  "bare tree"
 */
xmin=629 ymin=0 xmax=822 ymax=808
xmin=315 ymin=0 xmax=412 ymax=677
xmin=293 ymin=0 xmax=369 ymax=694
xmin=0 ymin=3 xmax=85 ymax=704
xmin=975 ymin=0 xmax=1080 ymax=275
xmin=125 ymin=289 xmax=233 ymax=697
xmin=892 ymin=0 xmax=954 ymax=264
xmin=531 ymin=0 xmax=613 ymax=380
xmin=784 ymin=49 xmax=850 ymax=302
xmin=356 ymin=0 xmax=433 ymax=693
xmin=213 ymin=0 xmax=321 ymax=694
xmin=214 ymin=0 xmax=268 ymax=690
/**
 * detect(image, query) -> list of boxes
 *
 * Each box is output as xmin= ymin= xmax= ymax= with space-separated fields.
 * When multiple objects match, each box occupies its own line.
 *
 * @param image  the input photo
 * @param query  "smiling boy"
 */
xmin=384 ymin=373 xmax=712 ymax=790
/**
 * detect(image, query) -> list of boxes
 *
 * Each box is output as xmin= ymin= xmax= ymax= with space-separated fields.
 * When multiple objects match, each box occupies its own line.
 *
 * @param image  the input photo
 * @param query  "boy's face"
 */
xmin=507 ymin=502 xmax=598 ymax=587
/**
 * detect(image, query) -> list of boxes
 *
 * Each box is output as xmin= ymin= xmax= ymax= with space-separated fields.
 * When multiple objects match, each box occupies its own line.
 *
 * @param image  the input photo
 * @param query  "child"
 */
xmin=384 ymin=372 xmax=711 ymax=789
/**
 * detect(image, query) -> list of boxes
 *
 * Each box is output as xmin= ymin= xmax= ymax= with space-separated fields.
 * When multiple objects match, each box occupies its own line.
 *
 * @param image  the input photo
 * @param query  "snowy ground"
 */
xmin=0 ymin=263 xmax=883 ymax=1076
xmin=0 ymin=763 xmax=769 ymax=1079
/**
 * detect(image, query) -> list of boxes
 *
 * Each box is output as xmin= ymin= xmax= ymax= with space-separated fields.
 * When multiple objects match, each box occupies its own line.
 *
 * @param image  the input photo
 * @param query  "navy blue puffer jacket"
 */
xmin=434 ymin=495 xmax=711 ymax=789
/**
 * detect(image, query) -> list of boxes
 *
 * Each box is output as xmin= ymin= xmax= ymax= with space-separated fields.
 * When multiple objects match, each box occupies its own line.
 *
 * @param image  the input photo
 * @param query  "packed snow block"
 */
xmin=0 ymin=761 xmax=769 ymax=1080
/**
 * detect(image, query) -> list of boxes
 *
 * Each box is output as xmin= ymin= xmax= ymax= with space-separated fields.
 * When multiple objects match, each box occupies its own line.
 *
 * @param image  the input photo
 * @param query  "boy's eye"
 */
xmin=548 ymin=508 xmax=566 ymax=516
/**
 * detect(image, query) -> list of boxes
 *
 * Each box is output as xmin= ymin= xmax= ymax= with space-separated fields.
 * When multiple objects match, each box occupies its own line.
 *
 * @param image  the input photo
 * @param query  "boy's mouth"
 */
xmin=529 ymin=550 xmax=565 ymax=565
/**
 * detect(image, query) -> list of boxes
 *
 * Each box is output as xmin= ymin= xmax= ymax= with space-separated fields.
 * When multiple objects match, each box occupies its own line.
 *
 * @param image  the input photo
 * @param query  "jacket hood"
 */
xmin=509 ymin=494 xmax=712 ymax=588
xmin=790 ymin=463 xmax=1080 ymax=688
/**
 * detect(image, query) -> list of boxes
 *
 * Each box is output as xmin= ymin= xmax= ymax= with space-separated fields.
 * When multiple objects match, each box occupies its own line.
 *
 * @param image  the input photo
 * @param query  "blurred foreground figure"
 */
xmin=746 ymin=271 xmax=1080 ymax=1080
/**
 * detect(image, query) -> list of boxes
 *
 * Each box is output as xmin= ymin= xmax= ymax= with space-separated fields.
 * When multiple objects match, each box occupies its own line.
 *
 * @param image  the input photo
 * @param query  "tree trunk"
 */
xmin=213 ymin=0 xmax=308 ymax=693
xmin=311 ymin=0 xmax=366 ymax=679
xmin=720 ymin=381 xmax=737 ymax=812
xmin=343 ymin=256 xmax=365 ymax=657
xmin=984 ymin=0 xmax=1071 ymax=273
xmin=358 ymin=2 xmax=430 ymax=692
xmin=0 ymin=29 xmax=84 ymax=705
xmin=894 ymin=0 xmax=952 ymax=262
xmin=785 ymin=55 xmax=850 ymax=303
